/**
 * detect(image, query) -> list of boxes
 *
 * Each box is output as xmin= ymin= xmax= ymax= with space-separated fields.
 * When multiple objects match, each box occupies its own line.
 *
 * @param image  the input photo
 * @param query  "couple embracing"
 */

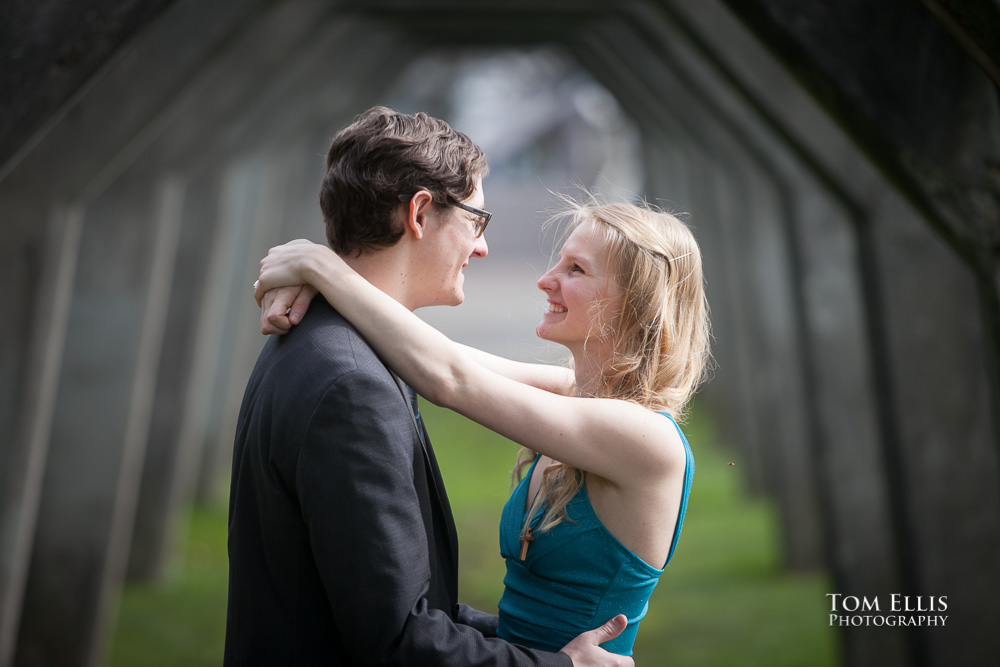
xmin=225 ymin=107 xmax=710 ymax=666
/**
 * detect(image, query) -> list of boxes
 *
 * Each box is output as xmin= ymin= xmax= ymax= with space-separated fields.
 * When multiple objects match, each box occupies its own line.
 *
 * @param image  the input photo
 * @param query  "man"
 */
xmin=225 ymin=107 xmax=631 ymax=666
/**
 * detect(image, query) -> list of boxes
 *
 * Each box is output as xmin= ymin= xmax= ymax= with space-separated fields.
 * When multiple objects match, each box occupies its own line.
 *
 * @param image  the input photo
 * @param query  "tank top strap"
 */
xmin=660 ymin=412 xmax=695 ymax=566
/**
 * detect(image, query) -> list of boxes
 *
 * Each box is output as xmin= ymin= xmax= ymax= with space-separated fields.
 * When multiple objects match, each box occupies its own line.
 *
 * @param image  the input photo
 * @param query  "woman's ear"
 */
xmin=402 ymin=190 xmax=435 ymax=240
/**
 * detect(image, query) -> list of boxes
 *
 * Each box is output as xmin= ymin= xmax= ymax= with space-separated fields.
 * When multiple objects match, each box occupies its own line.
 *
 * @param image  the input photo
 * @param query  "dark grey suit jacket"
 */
xmin=224 ymin=298 xmax=570 ymax=666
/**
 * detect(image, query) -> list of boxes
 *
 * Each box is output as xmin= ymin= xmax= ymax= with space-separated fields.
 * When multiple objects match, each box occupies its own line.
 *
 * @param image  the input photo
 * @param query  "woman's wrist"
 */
xmin=307 ymin=246 xmax=349 ymax=297
xmin=301 ymin=248 xmax=323 ymax=290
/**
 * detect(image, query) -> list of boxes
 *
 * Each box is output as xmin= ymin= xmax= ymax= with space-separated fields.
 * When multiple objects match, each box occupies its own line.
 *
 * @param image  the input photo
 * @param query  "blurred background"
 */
xmin=2 ymin=1 xmax=999 ymax=666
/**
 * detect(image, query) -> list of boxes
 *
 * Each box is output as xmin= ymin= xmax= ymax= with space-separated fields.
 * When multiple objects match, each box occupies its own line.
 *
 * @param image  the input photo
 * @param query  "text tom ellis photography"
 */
xmin=826 ymin=594 xmax=948 ymax=628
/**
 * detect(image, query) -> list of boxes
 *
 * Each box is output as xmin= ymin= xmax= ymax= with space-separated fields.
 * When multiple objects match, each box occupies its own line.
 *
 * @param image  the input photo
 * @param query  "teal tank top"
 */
xmin=495 ymin=412 xmax=694 ymax=657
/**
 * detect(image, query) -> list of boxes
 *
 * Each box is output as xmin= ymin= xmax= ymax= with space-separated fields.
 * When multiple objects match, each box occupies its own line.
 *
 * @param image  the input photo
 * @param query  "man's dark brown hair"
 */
xmin=320 ymin=106 xmax=488 ymax=255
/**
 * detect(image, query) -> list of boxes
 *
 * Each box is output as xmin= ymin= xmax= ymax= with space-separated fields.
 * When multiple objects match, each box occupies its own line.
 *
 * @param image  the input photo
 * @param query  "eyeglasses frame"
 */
xmin=397 ymin=193 xmax=491 ymax=238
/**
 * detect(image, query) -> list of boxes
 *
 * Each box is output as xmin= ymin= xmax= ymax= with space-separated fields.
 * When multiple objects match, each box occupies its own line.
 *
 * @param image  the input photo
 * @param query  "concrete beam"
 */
xmin=921 ymin=0 xmax=1000 ymax=87
xmin=714 ymin=0 xmax=1000 ymax=433
xmin=0 ymin=0 xmax=274 ymax=190
xmin=0 ymin=0 xmax=174 ymax=167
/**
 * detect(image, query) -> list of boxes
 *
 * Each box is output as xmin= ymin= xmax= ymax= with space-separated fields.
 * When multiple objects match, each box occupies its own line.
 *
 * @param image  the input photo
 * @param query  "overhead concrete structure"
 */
xmin=1 ymin=1 xmax=998 ymax=666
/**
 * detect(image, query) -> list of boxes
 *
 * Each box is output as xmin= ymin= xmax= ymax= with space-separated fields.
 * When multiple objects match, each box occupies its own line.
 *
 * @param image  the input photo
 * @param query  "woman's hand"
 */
xmin=254 ymin=240 xmax=341 ymax=334
xmin=254 ymin=239 xmax=334 ymax=306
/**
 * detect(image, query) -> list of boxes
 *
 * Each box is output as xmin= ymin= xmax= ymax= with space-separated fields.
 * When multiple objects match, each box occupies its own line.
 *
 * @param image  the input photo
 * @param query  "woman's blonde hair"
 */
xmin=516 ymin=196 xmax=712 ymax=535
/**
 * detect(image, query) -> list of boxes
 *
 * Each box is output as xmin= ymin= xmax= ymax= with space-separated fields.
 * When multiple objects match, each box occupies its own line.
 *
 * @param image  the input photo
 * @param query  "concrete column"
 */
xmin=122 ymin=2 xmax=357 ymax=580
xmin=568 ymin=43 xmax=768 ymax=492
xmin=0 ymin=202 xmax=83 ymax=667
xmin=662 ymin=0 xmax=1000 ymax=663
xmin=867 ymin=192 xmax=1000 ymax=667
xmin=652 ymin=2 xmax=920 ymax=661
xmin=14 ymin=169 xmax=182 ymax=667
xmin=191 ymin=153 xmax=293 ymax=503
xmin=792 ymin=187 xmax=910 ymax=666
xmin=188 ymin=25 xmax=418 ymax=503
xmin=641 ymin=130 xmax=760 ymax=465
xmin=127 ymin=169 xmax=231 ymax=576
xmin=680 ymin=145 xmax=770 ymax=494
xmin=1 ymin=0 xmax=296 ymax=654
xmin=718 ymin=154 xmax=821 ymax=570
xmin=125 ymin=173 xmax=209 ymax=582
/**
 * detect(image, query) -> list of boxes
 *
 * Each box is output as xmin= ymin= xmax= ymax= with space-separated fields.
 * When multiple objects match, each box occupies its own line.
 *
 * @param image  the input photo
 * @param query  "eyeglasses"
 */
xmin=398 ymin=194 xmax=492 ymax=238
xmin=449 ymin=200 xmax=492 ymax=238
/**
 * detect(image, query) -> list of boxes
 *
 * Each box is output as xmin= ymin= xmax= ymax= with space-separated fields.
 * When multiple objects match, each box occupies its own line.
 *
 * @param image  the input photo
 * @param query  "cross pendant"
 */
xmin=519 ymin=526 xmax=534 ymax=561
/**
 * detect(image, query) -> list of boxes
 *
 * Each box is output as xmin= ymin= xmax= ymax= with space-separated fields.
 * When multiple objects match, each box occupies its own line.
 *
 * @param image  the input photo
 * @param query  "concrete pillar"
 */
xmin=126 ymin=174 xmax=212 ymax=581
xmin=663 ymin=0 xmax=1000 ymax=663
xmin=123 ymin=1 xmax=360 ymax=580
xmin=189 ymin=26 xmax=420 ymax=503
xmin=568 ymin=42 xmax=768 ymax=487
xmin=0 ymin=0 xmax=280 ymax=651
xmin=678 ymin=143 xmax=771 ymax=494
xmin=14 ymin=169 xmax=182 ymax=667
xmin=717 ymin=155 xmax=822 ymax=570
xmin=0 ymin=203 xmax=83 ymax=667
xmin=653 ymin=4 xmax=914 ymax=663
xmin=791 ymin=187 xmax=910 ymax=667
xmin=573 ymin=27 xmax=772 ymax=513
xmin=867 ymin=191 xmax=1000 ymax=667
xmin=192 ymin=153 xmax=295 ymax=503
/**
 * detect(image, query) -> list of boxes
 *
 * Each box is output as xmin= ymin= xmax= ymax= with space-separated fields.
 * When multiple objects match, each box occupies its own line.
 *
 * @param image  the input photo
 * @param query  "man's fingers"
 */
xmin=259 ymin=285 xmax=315 ymax=335
xmin=261 ymin=320 xmax=290 ymax=336
xmin=558 ymin=614 xmax=633 ymax=666
xmin=260 ymin=286 xmax=296 ymax=335
xmin=260 ymin=291 xmax=277 ymax=335
xmin=287 ymin=285 xmax=317 ymax=325
xmin=261 ymin=313 xmax=291 ymax=335
xmin=593 ymin=615 xmax=627 ymax=643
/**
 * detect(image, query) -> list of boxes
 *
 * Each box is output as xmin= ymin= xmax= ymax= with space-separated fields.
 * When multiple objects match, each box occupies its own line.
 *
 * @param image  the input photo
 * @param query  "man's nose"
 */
xmin=471 ymin=234 xmax=488 ymax=258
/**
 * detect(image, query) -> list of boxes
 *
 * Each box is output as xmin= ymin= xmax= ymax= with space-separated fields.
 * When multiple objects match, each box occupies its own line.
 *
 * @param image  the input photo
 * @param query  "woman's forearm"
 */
xmin=456 ymin=344 xmax=574 ymax=395
xmin=258 ymin=241 xmax=571 ymax=406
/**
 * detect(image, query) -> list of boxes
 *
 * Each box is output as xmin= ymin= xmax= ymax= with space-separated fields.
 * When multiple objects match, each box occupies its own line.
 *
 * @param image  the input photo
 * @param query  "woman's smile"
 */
xmin=535 ymin=219 xmax=622 ymax=351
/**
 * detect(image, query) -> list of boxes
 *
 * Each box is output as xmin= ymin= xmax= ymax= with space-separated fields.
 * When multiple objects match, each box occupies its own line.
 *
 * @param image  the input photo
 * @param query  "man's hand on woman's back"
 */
xmin=559 ymin=615 xmax=635 ymax=667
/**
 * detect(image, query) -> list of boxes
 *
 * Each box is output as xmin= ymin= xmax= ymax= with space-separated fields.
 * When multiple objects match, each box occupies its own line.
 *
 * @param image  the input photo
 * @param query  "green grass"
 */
xmin=109 ymin=404 xmax=839 ymax=666
xmin=108 ymin=500 xmax=229 ymax=667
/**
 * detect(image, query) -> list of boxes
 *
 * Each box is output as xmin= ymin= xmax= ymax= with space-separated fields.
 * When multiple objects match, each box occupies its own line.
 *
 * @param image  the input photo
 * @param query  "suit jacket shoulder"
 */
xmin=227 ymin=297 xmax=570 ymax=667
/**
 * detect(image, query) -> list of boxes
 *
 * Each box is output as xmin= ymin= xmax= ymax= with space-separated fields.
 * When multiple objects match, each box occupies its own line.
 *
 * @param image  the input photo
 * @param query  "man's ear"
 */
xmin=402 ymin=190 xmax=435 ymax=240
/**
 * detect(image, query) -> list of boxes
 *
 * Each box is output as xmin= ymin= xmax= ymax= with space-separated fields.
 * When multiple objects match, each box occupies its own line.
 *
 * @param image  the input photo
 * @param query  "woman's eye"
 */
xmin=571 ymin=264 xmax=584 ymax=274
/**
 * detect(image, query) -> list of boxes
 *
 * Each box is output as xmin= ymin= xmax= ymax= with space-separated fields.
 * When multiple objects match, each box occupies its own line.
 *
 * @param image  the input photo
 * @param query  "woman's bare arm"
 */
xmin=258 ymin=281 xmax=575 ymax=394
xmin=255 ymin=241 xmax=682 ymax=486
xmin=455 ymin=344 xmax=575 ymax=396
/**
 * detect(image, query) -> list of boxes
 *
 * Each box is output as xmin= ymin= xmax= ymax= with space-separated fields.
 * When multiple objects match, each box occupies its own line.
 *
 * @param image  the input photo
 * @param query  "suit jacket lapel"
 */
xmin=386 ymin=370 xmax=460 ymax=588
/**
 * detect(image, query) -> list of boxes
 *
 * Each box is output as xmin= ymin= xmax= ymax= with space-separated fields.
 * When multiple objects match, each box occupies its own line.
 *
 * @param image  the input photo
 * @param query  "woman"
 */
xmin=254 ymin=198 xmax=711 ymax=657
